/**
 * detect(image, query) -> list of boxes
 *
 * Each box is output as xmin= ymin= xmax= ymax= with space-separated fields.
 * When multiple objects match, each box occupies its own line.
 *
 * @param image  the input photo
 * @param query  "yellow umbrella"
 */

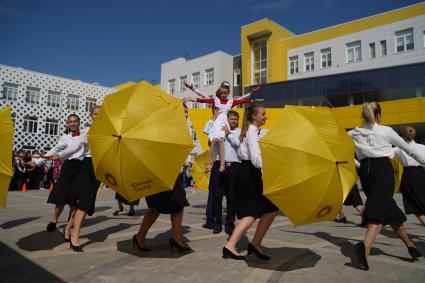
xmin=260 ymin=105 xmax=357 ymax=226
xmin=192 ymin=151 xmax=210 ymax=191
xmin=0 ymin=105 xmax=14 ymax=208
xmin=88 ymin=81 xmax=194 ymax=202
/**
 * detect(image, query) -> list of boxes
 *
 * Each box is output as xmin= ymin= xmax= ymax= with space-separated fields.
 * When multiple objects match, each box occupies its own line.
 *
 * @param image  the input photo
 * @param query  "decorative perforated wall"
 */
xmin=0 ymin=64 xmax=115 ymax=151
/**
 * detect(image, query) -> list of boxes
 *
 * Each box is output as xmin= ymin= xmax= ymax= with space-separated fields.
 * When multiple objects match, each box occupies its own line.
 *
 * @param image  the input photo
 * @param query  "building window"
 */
xmin=395 ymin=28 xmax=414 ymax=53
xmin=252 ymin=39 xmax=267 ymax=84
xmin=304 ymin=52 xmax=314 ymax=72
xmin=45 ymin=118 xmax=59 ymax=136
xmin=234 ymin=69 xmax=241 ymax=86
xmin=67 ymin=95 xmax=79 ymax=110
xmin=85 ymin=97 xmax=97 ymax=112
xmin=2 ymin=83 xmax=18 ymax=100
xmin=192 ymin=72 xmax=200 ymax=88
xmin=346 ymin=41 xmax=361 ymax=63
xmin=191 ymin=102 xmax=200 ymax=109
xmin=205 ymin=68 xmax=214 ymax=85
xmin=380 ymin=40 xmax=387 ymax=56
xmin=26 ymin=87 xmax=40 ymax=104
xmin=320 ymin=48 xmax=331 ymax=68
xmin=369 ymin=43 xmax=376 ymax=59
xmin=47 ymin=91 xmax=60 ymax=107
xmin=179 ymin=76 xmax=187 ymax=92
xmin=23 ymin=116 xmax=38 ymax=133
xmin=289 ymin=56 xmax=299 ymax=74
xmin=168 ymin=79 xmax=175 ymax=94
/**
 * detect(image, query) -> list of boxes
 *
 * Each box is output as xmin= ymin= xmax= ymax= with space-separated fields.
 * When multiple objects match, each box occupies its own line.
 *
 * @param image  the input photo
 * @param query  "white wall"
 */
xmin=286 ymin=14 xmax=425 ymax=80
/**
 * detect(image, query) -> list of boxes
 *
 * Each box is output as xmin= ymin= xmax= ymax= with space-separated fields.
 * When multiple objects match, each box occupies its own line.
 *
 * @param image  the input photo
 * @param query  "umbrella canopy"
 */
xmin=191 ymin=151 xmax=210 ymax=191
xmin=260 ymin=105 xmax=357 ymax=226
xmin=88 ymin=81 xmax=194 ymax=202
xmin=0 ymin=106 xmax=14 ymax=207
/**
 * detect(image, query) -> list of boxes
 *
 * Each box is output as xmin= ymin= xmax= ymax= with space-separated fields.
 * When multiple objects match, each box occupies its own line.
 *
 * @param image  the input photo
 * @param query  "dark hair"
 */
xmin=227 ymin=110 xmax=239 ymax=119
xmin=239 ymin=105 xmax=263 ymax=143
xmin=401 ymin=126 xmax=416 ymax=142
xmin=215 ymin=87 xmax=229 ymax=99
xmin=67 ymin=114 xmax=80 ymax=122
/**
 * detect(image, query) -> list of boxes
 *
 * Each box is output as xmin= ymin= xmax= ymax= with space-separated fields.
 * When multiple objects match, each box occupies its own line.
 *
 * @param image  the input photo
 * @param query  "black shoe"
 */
xmin=128 ymin=210 xmax=135 ymax=216
xmin=202 ymin=222 xmax=213 ymax=229
xmin=224 ymin=224 xmax=234 ymax=235
xmin=63 ymin=227 xmax=70 ymax=242
xmin=222 ymin=247 xmax=245 ymax=260
xmin=354 ymin=242 xmax=369 ymax=271
xmin=46 ymin=222 xmax=57 ymax=232
xmin=70 ymin=241 xmax=83 ymax=252
xmin=334 ymin=217 xmax=347 ymax=223
xmin=408 ymin=247 xmax=422 ymax=259
xmin=169 ymin=238 xmax=192 ymax=253
xmin=112 ymin=210 xmax=121 ymax=216
xmin=132 ymin=235 xmax=151 ymax=252
xmin=213 ymin=226 xmax=222 ymax=234
xmin=247 ymin=243 xmax=271 ymax=260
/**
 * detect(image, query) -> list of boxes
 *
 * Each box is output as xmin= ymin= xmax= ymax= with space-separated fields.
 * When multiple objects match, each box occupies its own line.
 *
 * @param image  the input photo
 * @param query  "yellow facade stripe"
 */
xmin=189 ymin=97 xmax=425 ymax=151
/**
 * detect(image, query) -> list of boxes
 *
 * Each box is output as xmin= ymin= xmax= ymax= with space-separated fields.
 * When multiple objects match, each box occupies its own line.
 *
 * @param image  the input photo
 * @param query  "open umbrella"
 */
xmin=191 ymin=151 xmax=210 ymax=191
xmin=88 ymin=81 xmax=194 ymax=202
xmin=260 ymin=106 xmax=357 ymax=226
xmin=0 ymin=106 xmax=14 ymax=207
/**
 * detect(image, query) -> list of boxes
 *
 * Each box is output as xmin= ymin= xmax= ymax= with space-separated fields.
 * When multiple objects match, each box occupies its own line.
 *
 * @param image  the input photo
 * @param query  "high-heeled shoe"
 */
xmin=408 ymin=247 xmax=422 ymax=259
xmin=222 ymin=246 xmax=245 ymax=260
xmin=169 ymin=238 xmax=192 ymax=253
xmin=63 ymin=227 xmax=70 ymax=242
xmin=247 ymin=243 xmax=271 ymax=260
xmin=70 ymin=241 xmax=83 ymax=252
xmin=132 ymin=235 xmax=151 ymax=252
xmin=354 ymin=242 xmax=369 ymax=271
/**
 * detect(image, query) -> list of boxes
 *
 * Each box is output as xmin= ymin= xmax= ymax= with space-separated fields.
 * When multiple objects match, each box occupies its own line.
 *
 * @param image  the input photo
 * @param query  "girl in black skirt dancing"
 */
xmin=223 ymin=105 xmax=278 ymax=261
xmin=29 ymin=114 xmax=84 ymax=232
xmin=62 ymin=106 xmax=102 ymax=252
xmin=349 ymin=102 xmax=425 ymax=270
xmin=132 ymin=103 xmax=192 ymax=253
xmin=393 ymin=126 xmax=425 ymax=226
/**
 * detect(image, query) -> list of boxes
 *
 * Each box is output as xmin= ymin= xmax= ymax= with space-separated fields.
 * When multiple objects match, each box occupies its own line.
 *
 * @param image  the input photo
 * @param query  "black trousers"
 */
xmin=211 ymin=161 xmax=238 ymax=227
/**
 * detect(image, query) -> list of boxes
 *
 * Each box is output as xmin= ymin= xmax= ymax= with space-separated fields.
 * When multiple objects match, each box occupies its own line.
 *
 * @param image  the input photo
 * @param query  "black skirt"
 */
xmin=115 ymin=193 xmax=140 ymax=206
xmin=358 ymin=157 xmax=406 ymax=225
xmin=400 ymin=166 xmax=425 ymax=215
xmin=235 ymin=160 xmax=278 ymax=219
xmin=47 ymin=159 xmax=82 ymax=206
xmin=68 ymin=157 xmax=101 ymax=216
xmin=145 ymin=174 xmax=189 ymax=214
xmin=343 ymin=183 xmax=363 ymax=207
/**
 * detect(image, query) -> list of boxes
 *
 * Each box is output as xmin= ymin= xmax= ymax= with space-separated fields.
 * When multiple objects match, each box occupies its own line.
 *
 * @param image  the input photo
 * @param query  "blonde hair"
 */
xmin=90 ymin=105 xmax=101 ymax=115
xmin=239 ymin=104 xmax=262 ymax=143
xmin=401 ymin=126 xmax=416 ymax=142
xmin=361 ymin=102 xmax=381 ymax=124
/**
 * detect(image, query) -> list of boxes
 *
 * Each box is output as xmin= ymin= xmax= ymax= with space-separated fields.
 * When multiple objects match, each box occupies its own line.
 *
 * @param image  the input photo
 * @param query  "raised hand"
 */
xmin=184 ymin=83 xmax=194 ymax=91
xmin=250 ymin=85 xmax=260 ymax=94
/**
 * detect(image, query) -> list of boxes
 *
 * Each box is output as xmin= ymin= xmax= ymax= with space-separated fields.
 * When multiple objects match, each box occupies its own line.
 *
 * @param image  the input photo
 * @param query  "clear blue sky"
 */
xmin=0 ymin=0 xmax=422 ymax=87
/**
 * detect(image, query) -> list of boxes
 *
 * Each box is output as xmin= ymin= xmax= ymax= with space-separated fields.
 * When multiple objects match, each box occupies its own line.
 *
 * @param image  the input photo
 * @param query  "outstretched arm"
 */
xmin=185 ymin=83 xmax=208 ymax=98
xmin=239 ymin=85 xmax=260 ymax=100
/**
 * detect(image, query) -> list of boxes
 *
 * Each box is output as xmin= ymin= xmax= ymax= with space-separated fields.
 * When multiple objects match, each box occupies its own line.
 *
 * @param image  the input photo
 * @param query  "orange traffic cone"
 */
xmin=21 ymin=183 xmax=27 ymax=192
xmin=49 ymin=182 xmax=54 ymax=192
xmin=193 ymin=184 xmax=198 ymax=190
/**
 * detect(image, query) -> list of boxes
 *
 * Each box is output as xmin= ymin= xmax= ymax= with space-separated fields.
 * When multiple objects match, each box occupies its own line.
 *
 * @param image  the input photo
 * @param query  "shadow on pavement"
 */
xmin=0 ymin=241 xmax=65 ymax=283
xmin=94 ymin=206 xmax=112 ymax=212
xmin=1 ymin=217 xmax=41 ymax=229
xmin=116 ymin=225 xmax=193 ymax=258
xmin=17 ymin=230 xmax=65 ymax=251
xmin=245 ymin=247 xmax=321 ymax=272
xmin=82 ymin=223 xmax=137 ymax=247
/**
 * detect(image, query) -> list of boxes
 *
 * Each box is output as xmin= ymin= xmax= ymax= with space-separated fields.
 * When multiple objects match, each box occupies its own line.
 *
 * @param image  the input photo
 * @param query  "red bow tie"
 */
xmin=71 ymin=132 xmax=80 ymax=137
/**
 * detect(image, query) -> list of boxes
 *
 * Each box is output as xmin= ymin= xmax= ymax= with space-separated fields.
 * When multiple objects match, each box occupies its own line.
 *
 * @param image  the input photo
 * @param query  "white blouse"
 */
xmin=36 ymin=132 xmax=86 ymax=166
xmin=348 ymin=123 xmax=425 ymax=165
xmin=238 ymin=124 xmax=262 ymax=168
xmin=393 ymin=140 xmax=425 ymax=167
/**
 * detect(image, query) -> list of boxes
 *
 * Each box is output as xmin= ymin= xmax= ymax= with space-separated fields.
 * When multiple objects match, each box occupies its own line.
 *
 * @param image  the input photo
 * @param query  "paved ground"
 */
xmin=0 ymin=189 xmax=424 ymax=283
